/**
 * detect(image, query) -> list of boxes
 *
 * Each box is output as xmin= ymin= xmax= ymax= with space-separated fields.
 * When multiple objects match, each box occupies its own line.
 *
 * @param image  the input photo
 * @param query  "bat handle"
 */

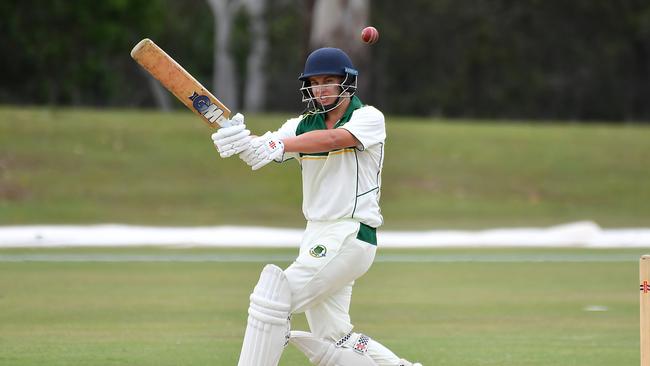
xmin=217 ymin=112 xmax=240 ymax=128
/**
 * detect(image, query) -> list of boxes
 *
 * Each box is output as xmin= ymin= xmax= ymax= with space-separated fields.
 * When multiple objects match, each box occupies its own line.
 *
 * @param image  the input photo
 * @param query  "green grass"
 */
xmin=1 ymin=106 xmax=649 ymax=228
xmin=0 ymin=247 xmax=645 ymax=365
xmin=1 ymin=107 xmax=647 ymax=365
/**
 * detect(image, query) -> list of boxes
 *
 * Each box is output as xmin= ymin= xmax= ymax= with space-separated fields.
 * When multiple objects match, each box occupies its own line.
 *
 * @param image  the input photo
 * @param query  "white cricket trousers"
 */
xmin=284 ymin=219 xmax=376 ymax=340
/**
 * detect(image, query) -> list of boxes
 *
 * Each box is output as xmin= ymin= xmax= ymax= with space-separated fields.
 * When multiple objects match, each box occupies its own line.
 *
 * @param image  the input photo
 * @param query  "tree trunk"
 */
xmin=207 ymin=0 xmax=241 ymax=111
xmin=140 ymin=68 xmax=172 ymax=111
xmin=310 ymin=0 xmax=371 ymax=99
xmin=243 ymin=0 xmax=268 ymax=112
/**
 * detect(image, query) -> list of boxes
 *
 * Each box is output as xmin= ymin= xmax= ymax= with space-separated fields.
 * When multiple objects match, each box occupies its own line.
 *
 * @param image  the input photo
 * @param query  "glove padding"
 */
xmin=240 ymin=131 xmax=284 ymax=170
xmin=211 ymin=113 xmax=252 ymax=158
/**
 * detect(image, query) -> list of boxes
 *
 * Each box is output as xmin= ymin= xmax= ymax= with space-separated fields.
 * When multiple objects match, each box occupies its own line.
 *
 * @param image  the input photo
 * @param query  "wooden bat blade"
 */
xmin=131 ymin=38 xmax=231 ymax=129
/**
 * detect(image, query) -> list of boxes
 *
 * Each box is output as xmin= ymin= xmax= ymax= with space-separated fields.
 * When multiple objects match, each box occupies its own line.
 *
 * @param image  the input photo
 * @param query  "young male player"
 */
xmin=211 ymin=47 xmax=422 ymax=366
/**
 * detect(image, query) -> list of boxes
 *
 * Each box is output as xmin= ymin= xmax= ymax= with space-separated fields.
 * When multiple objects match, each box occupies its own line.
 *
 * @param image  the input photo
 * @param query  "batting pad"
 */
xmin=238 ymin=264 xmax=292 ymax=366
xmin=289 ymin=331 xmax=378 ymax=366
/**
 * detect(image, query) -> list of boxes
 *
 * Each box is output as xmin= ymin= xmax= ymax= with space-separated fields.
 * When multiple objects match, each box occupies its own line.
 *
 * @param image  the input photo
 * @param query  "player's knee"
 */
xmin=249 ymin=264 xmax=292 ymax=324
xmin=238 ymin=264 xmax=293 ymax=366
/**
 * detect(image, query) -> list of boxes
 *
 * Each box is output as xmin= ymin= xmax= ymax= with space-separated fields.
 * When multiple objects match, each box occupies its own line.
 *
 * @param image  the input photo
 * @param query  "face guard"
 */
xmin=299 ymin=73 xmax=358 ymax=114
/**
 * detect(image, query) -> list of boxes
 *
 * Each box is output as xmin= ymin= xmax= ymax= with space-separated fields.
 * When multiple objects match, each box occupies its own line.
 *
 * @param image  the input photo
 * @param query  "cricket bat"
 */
xmin=130 ymin=38 xmax=231 ymax=128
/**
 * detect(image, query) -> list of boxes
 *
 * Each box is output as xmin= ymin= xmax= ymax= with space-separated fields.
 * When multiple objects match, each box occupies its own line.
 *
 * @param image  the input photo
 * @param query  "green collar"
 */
xmin=296 ymin=96 xmax=364 ymax=137
xmin=335 ymin=95 xmax=363 ymax=127
xmin=307 ymin=96 xmax=364 ymax=128
xmin=334 ymin=95 xmax=363 ymax=128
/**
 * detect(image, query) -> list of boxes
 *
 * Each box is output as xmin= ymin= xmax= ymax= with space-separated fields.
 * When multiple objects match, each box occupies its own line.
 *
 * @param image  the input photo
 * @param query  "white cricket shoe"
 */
xmin=399 ymin=359 xmax=422 ymax=366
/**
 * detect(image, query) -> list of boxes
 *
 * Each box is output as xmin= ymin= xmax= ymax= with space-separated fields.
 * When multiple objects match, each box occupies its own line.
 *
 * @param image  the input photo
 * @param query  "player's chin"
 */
xmin=317 ymin=97 xmax=336 ymax=105
xmin=313 ymin=101 xmax=326 ymax=109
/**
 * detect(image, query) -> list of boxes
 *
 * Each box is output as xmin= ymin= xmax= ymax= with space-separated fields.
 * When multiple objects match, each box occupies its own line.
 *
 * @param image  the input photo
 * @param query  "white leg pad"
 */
xmin=238 ymin=264 xmax=292 ymax=366
xmin=289 ymin=331 xmax=378 ymax=366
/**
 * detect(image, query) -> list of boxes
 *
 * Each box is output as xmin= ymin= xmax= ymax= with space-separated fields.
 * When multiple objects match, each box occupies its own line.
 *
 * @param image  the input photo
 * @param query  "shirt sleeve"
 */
xmin=340 ymin=106 xmax=386 ymax=150
xmin=273 ymin=116 xmax=302 ymax=162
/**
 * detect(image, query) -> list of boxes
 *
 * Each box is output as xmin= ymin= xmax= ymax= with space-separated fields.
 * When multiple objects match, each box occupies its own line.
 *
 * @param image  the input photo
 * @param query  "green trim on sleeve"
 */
xmin=356 ymin=223 xmax=377 ymax=245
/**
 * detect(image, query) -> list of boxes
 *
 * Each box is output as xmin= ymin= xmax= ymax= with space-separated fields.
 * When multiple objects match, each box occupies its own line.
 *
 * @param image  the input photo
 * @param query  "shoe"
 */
xmin=399 ymin=359 xmax=422 ymax=366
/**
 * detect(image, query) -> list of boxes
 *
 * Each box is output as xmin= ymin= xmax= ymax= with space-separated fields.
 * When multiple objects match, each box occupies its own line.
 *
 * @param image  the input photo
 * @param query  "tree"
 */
xmin=0 ymin=0 xmax=166 ymax=106
xmin=308 ymin=0 xmax=372 ymax=96
xmin=207 ymin=0 xmax=242 ymax=111
xmin=242 ymin=0 xmax=268 ymax=112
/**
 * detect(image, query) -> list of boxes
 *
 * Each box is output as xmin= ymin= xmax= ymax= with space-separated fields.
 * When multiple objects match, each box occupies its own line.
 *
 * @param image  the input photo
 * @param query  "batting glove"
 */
xmin=239 ymin=145 xmax=257 ymax=166
xmin=242 ymin=131 xmax=285 ymax=170
xmin=211 ymin=113 xmax=252 ymax=158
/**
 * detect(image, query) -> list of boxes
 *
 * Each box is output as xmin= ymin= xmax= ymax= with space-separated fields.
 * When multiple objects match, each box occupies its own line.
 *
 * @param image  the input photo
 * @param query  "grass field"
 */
xmin=1 ymin=107 xmax=649 ymax=364
xmin=1 ymin=107 xmax=649 ymax=228
xmin=0 ymin=247 xmax=645 ymax=365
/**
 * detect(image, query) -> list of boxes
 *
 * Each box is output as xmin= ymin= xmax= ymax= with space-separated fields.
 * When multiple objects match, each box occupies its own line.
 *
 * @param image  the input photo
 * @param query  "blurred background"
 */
xmin=3 ymin=0 xmax=650 ymax=120
xmin=1 ymin=2 xmax=650 ymax=365
xmin=1 ymin=0 xmax=649 ymax=229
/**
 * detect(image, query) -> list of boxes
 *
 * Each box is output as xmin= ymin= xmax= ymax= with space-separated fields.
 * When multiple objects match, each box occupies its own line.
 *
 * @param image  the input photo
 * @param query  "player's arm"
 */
xmin=281 ymin=128 xmax=359 ymax=154
xmin=240 ymin=128 xmax=361 ymax=170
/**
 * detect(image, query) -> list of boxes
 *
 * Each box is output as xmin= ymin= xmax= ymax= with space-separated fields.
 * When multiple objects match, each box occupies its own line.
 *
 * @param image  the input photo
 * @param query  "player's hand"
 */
xmin=240 ymin=131 xmax=285 ymax=170
xmin=211 ymin=113 xmax=252 ymax=158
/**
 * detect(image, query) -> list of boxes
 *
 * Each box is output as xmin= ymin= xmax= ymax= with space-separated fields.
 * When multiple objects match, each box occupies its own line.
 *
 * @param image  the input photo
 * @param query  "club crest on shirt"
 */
xmin=309 ymin=244 xmax=327 ymax=258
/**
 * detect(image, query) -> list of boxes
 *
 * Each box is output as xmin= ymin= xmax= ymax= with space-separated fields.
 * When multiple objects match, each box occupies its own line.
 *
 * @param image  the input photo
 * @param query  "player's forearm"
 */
xmin=282 ymin=129 xmax=356 ymax=153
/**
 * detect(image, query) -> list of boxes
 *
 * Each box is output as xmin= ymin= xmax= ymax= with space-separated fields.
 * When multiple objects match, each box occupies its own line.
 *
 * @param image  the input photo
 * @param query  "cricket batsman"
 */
xmin=211 ymin=47 xmax=423 ymax=366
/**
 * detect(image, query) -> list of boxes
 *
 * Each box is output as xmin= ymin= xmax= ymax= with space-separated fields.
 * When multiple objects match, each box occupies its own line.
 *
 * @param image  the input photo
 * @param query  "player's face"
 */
xmin=308 ymin=75 xmax=344 ymax=105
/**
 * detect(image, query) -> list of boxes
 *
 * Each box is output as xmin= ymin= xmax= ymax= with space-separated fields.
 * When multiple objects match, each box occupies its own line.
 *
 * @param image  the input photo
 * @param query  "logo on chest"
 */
xmin=309 ymin=244 xmax=327 ymax=258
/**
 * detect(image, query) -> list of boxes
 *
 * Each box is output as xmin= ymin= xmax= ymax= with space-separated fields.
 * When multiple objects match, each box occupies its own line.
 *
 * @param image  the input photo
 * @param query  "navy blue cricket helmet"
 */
xmin=299 ymin=48 xmax=358 ymax=114
xmin=299 ymin=47 xmax=358 ymax=81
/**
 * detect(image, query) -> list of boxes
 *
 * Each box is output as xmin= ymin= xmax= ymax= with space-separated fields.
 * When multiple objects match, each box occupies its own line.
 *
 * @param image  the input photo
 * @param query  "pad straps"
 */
xmin=336 ymin=331 xmax=371 ymax=355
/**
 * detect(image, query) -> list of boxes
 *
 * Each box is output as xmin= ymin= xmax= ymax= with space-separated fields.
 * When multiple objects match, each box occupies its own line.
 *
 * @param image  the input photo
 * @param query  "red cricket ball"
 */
xmin=361 ymin=26 xmax=379 ymax=44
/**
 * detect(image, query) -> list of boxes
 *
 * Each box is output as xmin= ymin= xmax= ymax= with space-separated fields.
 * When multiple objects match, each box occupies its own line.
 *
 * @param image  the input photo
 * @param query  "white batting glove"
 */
xmin=211 ymin=113 xmax=252 ymax=158
xmin=241 ymin=131 xmax=285 ymax=170
xmin=239 ymin=145 xmax=257 ymax=166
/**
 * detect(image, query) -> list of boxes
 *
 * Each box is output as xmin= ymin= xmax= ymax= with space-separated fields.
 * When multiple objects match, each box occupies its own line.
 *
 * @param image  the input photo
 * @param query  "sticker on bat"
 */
xmin=189 ymin=92 xmax=225 ymax=125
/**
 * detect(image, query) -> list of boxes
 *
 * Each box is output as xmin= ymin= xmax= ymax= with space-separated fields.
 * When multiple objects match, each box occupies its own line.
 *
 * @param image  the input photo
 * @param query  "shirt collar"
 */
xmin=336 ymin=96 xmax=363 ymax=127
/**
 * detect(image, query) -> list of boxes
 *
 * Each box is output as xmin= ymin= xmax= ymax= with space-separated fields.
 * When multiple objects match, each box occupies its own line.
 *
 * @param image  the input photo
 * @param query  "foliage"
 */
xmin=371 ymin=0 xmax=650 ymax=121
xmin=0 ymin=0 xmax=165 ymax=106
xmin=0 ymin=0 xmax=649 ymax=121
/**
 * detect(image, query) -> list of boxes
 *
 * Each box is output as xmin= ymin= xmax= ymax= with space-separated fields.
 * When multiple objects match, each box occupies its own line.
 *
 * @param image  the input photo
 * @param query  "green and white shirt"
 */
xmin=274 ymin=96 xmax=385 ymax=228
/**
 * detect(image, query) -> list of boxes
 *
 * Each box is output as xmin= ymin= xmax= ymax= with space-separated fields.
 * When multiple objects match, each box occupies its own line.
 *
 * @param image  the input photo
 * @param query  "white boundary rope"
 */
xmin=0 ymin=221 xmax=649 ymax=248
